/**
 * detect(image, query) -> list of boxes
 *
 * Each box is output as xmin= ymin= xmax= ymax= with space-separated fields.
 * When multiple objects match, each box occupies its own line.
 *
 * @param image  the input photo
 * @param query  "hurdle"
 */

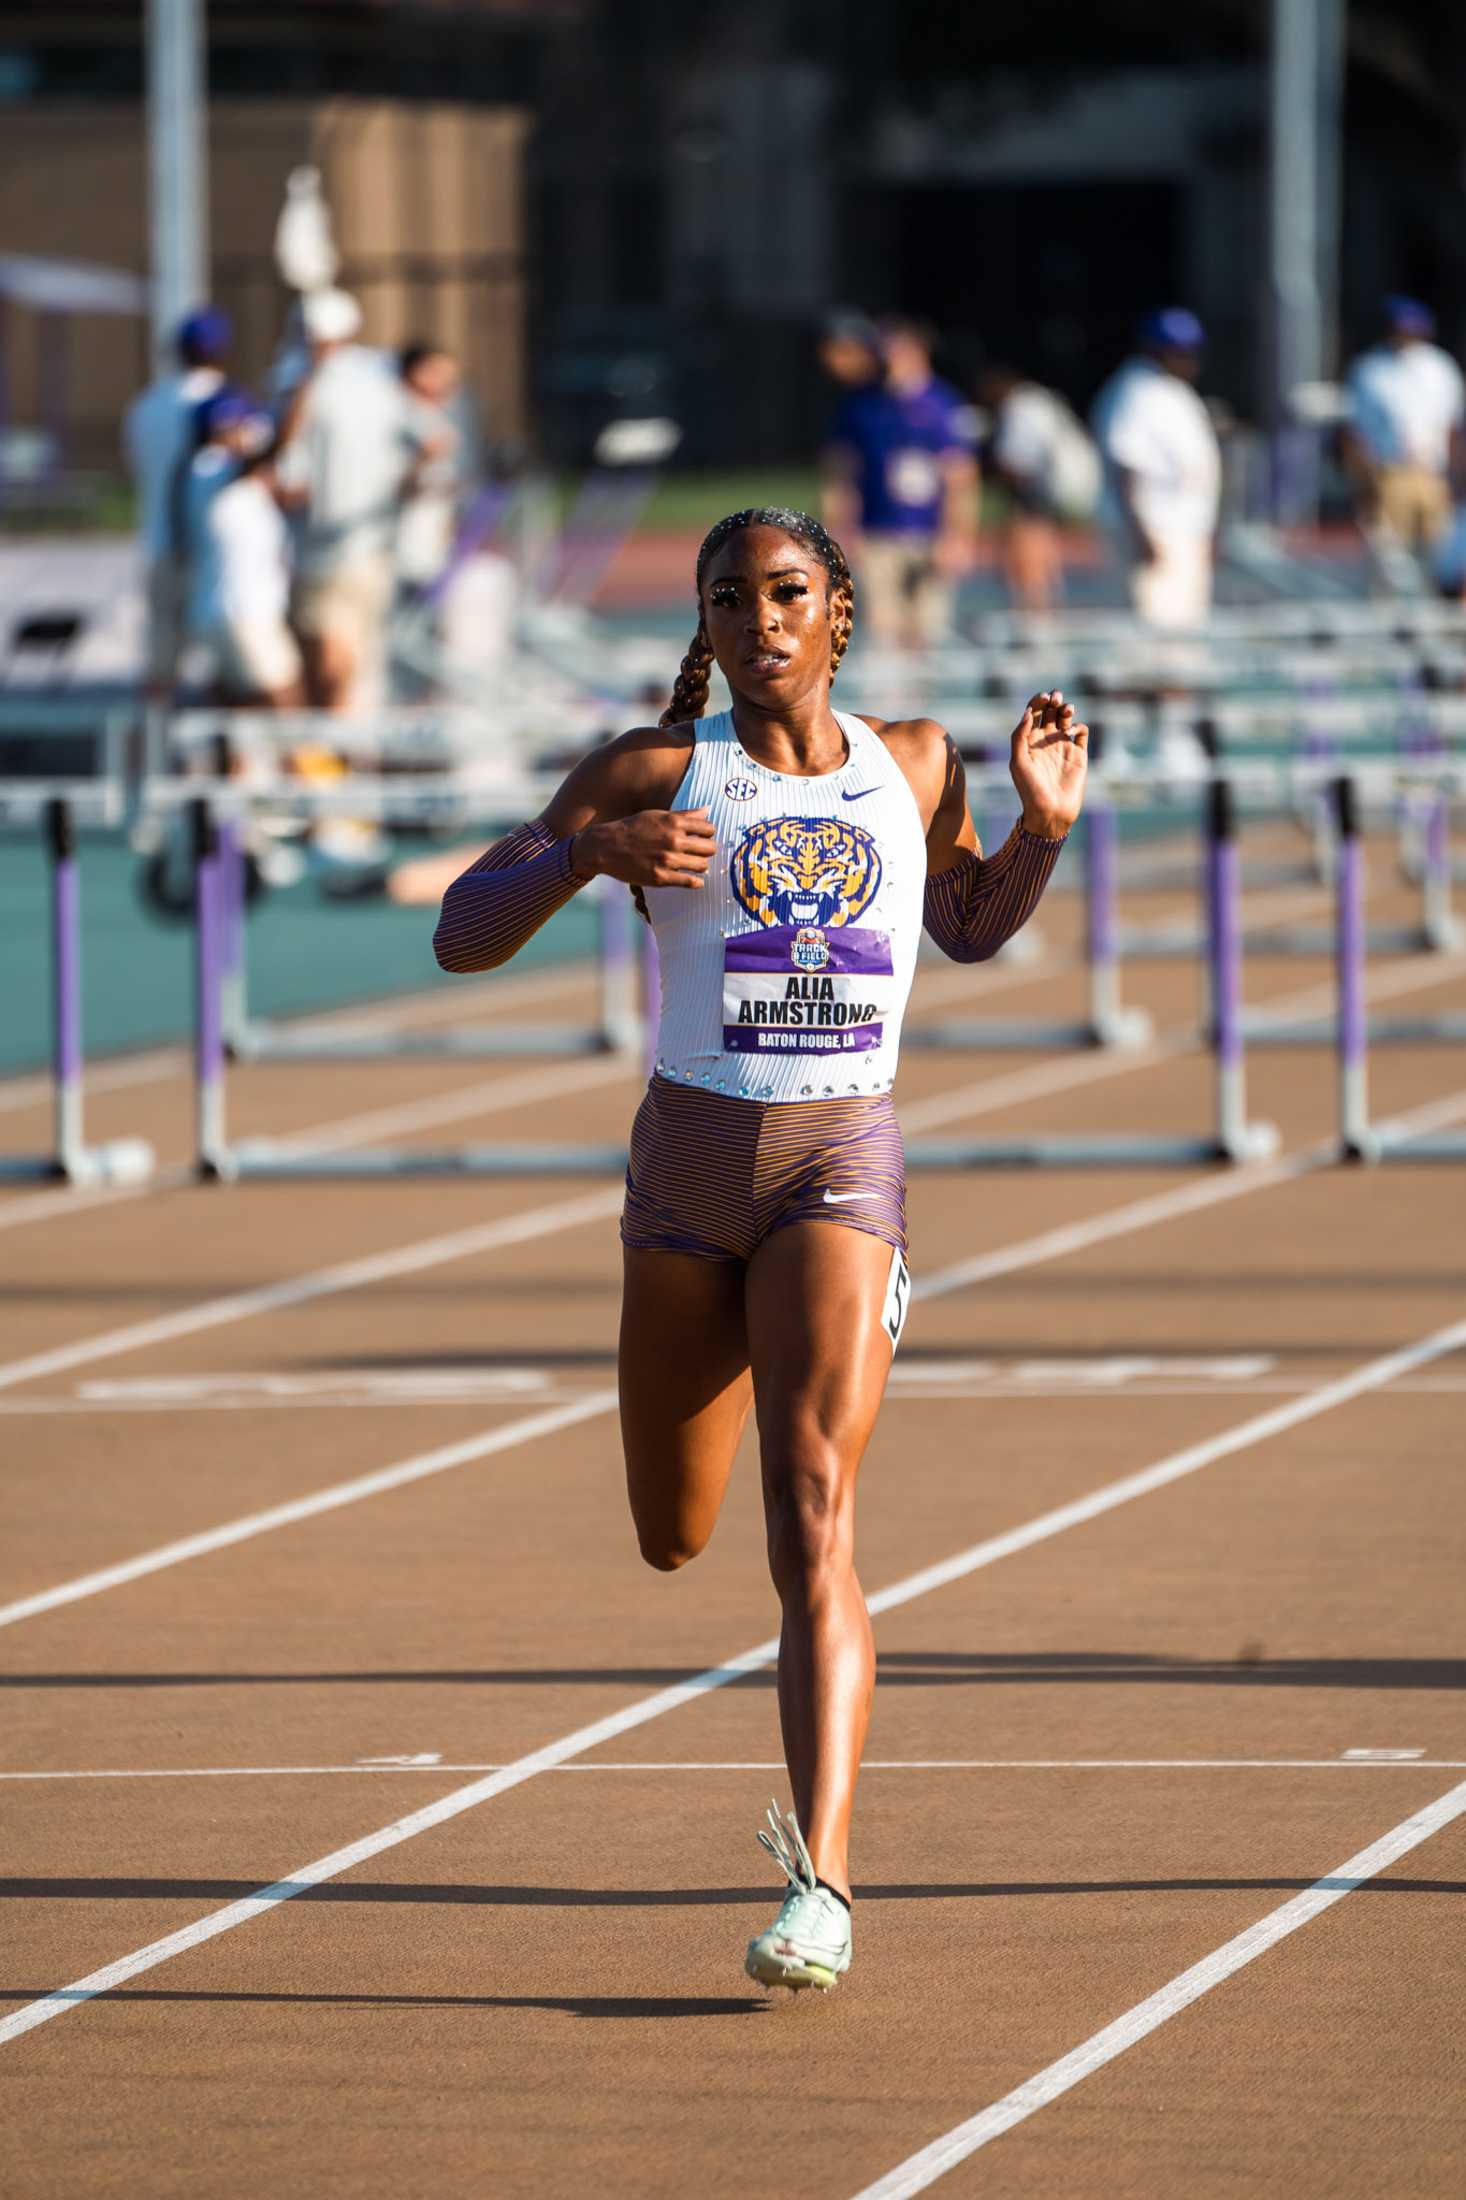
xmin=901 ymin=778 xmax=1278 ymax=1169
xmin=1243 ymin=774 xmax=1466 ymax=1163
xmin=0 ymin=796 xmax=154 ymax=1188
xmin=212 ymin=809 xmax=640 ymax=1064
xmin=190 ymin=796 xmax=635 ymax=1182
xmin=903 ymin=796 xmax=1153 ymax=1053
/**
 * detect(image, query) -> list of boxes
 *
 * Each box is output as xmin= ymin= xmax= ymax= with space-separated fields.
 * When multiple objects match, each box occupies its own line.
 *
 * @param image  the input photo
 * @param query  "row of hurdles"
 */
xmin=5 ymin=755 xmax=1464 ymax=1189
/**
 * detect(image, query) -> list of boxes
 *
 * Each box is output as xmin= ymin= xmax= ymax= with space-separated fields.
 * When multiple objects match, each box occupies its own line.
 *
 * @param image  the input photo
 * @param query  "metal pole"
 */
xmin=1085 ymin=800 xmax=1120 ymax=1039
xmin=1334 ymin=776 xmax=1372 ymax=1160
xmin=147 ymin=0 xmax=209 ymax=358
xmin=192 ymin=795 xmax=227 ymax=1177
xmin=596 ymin=876 xmax=638 ymax=1056
xmin=1206 ymin=780 xmax=1248 ymax=1156
xmin=1267 ymin=0 xmax=1344 ymax=519
xmin=47 ymin=798 xmax=84 ymax=1178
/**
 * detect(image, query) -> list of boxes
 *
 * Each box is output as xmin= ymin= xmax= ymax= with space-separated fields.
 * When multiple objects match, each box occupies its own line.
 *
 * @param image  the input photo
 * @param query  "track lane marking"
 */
xmin=0 ymin=1390 xmax=616 ymax=1630
xmin=0 ymin=1759 xmax=1454 ymax=1783
xmin=4 ymin=1082 xmax=1466 ymax=1625
xmin=2 ymin=1307 xmax=1463 ymax=2045
xmin=848 ymin=1776 xmax=1466 ymax=2199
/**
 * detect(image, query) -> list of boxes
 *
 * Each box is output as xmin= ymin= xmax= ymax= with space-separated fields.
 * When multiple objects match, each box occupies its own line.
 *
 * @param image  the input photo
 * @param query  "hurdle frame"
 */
xmin=0 ymin=797 xmax=154 ymax=1189
xmin=191 ymin=778 xmax=1276 ymax=1182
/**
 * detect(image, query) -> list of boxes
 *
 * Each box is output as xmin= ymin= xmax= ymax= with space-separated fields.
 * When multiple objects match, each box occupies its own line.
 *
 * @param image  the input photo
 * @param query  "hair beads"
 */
xmin=659 ymin=508 xmax=855 ymax=728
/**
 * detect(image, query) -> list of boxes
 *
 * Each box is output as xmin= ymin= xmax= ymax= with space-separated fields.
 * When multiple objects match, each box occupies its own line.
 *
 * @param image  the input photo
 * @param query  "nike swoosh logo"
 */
xmin=822 ymin=1189 xmax=870 ymax=1205
xmin=841 ymin=787 xmax=879 ymax=802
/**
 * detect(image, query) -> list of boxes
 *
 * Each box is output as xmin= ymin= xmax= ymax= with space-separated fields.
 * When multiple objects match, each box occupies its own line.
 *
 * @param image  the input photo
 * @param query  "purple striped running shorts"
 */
xmin=620 ymin=1073 xmax=907 ymax=1263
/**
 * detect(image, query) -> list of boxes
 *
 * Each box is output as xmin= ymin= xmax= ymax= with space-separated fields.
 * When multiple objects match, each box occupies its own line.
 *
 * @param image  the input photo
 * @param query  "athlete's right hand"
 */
xmin=572 ymin=807 xmax=716 ymax=890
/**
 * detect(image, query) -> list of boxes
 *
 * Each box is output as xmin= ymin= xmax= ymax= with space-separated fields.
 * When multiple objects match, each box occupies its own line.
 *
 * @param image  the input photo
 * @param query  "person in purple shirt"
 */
xmin=822 ymin=318 xmax=980 ymax=651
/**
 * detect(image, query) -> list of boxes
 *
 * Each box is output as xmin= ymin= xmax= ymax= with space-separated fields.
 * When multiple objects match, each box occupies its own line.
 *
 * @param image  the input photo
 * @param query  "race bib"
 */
xmin=887 ymin=448 xmax=942 ymax=509
xmin=723 ymin=925 xmax=895 ymax=1056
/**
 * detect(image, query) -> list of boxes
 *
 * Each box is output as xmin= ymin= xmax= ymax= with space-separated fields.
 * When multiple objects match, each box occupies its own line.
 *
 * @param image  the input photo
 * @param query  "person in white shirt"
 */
xmin=395 ymin=341 xmax=464 ymax=599
xmin=181 ymin=390 xmax=302 ymax=706
xmin=980 ymin=363 xmax=1100 ymax=612
xmin=272 ymin=288 xmax=428 ymax=712
xmin=1091 ymin=308 xmax=1221 ymax=630
xmin=1344 ymin=297 xmax=1465 ymax=562
xmin=123 ymin=306 xmax=230 ymax=698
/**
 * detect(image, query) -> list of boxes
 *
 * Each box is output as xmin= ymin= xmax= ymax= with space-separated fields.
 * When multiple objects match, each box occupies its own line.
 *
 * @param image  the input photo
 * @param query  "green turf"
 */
xmin=0 ymin=835 xmax=597 ymax=1077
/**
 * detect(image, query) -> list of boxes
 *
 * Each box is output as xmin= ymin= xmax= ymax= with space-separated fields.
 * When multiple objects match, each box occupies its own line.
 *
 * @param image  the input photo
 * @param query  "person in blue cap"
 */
xmin=1090 ymin=307 xmax=1220 ymax=629
xmin=822 ymin=318 xmax=980 ymax=651
xmin=1344 ymin=297 xmax=1465 ymax=574
xmin=124 ymin=306 xmax=233 ymax=700
xmin=178 ymin=387 xmax=303 ymax=707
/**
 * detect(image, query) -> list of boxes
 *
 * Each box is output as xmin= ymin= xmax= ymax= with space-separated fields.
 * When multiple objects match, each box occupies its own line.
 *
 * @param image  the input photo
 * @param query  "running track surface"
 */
xmin=3 ymin=839 xmax=1464 ymax=2199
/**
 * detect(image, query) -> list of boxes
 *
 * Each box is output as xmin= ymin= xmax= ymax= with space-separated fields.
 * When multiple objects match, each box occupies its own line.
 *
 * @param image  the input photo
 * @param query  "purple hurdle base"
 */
xmin=0 ymin=799 xmax=153 ymax=1189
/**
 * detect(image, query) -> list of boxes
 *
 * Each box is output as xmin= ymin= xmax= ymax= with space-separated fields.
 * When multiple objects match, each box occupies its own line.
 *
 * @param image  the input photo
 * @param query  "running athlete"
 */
xmin=433 ymin=509 xmax=1087 ymax=1992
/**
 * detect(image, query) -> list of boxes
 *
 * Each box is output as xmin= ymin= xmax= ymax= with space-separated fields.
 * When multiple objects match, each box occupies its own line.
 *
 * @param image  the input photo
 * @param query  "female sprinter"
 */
xmin=433 ymin=509 xmax=1087 ymax=1992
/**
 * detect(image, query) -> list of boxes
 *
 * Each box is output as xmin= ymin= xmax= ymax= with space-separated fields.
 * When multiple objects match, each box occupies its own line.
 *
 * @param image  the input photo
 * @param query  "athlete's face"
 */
xmin=700 ymin=527 xmax=834 ymax=706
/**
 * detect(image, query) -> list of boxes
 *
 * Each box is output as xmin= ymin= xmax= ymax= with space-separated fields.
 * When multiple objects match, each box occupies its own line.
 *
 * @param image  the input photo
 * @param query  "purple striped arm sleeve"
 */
xmin=432 ymin=820 xmax=591 ymax=974
xmin=923 ymin=823 xmax=1065 ymax=965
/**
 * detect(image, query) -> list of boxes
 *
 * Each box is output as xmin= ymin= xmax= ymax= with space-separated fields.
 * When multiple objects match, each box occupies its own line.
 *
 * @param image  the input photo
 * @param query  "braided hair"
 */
xmin=658 ymin=507 xmax=855 ymax=729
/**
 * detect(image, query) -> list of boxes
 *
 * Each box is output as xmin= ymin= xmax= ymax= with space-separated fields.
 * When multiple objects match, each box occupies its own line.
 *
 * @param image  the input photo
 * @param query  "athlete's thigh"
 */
xmin=744 ymin=1222 xmax=900 ymax=1495
xmin=619 ymin=1246 xmax=753 ymax=1563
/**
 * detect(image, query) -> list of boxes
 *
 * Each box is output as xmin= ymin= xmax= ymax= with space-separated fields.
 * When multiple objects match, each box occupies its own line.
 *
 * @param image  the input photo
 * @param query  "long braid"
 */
xmin=659 ymin=506 xmax=855 ymax=727
xmin=658 ymin=619 xmax=716 ymax=730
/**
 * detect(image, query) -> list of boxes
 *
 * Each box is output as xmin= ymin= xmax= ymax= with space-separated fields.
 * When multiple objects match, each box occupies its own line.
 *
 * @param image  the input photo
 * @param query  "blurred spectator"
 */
xmin=180 ymin=389 xmax=303 ymax=707
xmin=396 ymin=341 xmax=464 ymax=599
xmin=1092 ymin=308 xmax=1220 ymax=629
xmin=979 ymin=364 xmax=1100 ymax=613
xmin=822 ymin=318 xmax=980 ymax=650
xmin=273 ymin=288 xmax=430 ymax=711
xmin=1343 ymin=297 xmax=1465 ymax=571
xmin=124 ymin=306 xmax=230 ymax=699
xmin=817 ymin=310 xmax=882 ymax=397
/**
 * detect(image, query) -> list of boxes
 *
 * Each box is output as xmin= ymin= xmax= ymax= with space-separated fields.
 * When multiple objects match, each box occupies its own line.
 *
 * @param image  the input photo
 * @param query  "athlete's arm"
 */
xmin=877 ymin=696 xmax=1086 ymax=965
xmin=432 ymin=724 xmax=712 ymax=973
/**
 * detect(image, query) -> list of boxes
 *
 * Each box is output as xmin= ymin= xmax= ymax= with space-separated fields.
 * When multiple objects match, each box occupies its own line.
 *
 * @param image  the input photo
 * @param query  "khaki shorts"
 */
xmin=857 ymin=535 xmax=955 ymax=649
xmin=1129 ymin=537 xmax=1213 ymax=630
xmin=1374 ymin=467 xmax=1452 ymax=552
xmin=207 ymin=619 xmax=302 ymax=700
xmin=292 ymin=556 xmax=395 ymax=650
xmin=145 ymin=554 xmax=187 ymax=687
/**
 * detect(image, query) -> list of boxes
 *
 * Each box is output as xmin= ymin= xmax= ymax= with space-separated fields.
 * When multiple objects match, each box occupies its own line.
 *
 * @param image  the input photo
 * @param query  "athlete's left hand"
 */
xmin=1010 ymin=691 xmax=1088 ymax=840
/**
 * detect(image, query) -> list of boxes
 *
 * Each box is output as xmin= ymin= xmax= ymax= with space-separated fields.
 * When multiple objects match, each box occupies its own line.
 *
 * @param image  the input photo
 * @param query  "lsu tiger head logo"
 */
xmin=730 ymin=814 xmax=882 ymax=930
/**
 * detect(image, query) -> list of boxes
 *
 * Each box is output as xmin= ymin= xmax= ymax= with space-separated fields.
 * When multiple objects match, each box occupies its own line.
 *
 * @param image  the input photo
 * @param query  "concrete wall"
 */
xmin=0 ymin=97 xmax=528 ymax=468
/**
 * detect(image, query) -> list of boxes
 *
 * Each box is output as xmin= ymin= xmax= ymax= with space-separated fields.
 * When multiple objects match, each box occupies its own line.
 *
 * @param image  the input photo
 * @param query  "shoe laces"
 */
xmin=756 ymin=1798 xmax=818 ymax=1894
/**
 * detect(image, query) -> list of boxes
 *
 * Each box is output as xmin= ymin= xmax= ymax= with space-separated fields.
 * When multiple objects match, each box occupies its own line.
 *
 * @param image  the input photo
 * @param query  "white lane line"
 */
xmin=2 ymin=1307 xmax=1463 ymax=2044
xmin=5 ymin=1079 xmax=1466 ymax=1625
xmin=901 ymin=945 xmax=1466 ymax=1134
xmin=848 ymin=1775 xmax=1466 ymax=2200
xmin=251 ymin=1054 xmax=630 ymax=1161
xmin=0 ymin=965 xmax=595 ymax=1114
xmin=0 ymin=1390 xmax=615 ymax=1631
xmin=0 ymin=1759 xmax=1455 ymax=1783
xmin=0 ymin=1185 xmax=623 ymax=1396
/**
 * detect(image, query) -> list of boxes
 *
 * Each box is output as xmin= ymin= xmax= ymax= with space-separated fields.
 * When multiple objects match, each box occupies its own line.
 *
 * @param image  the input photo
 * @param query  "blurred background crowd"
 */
xmin=0 ymin=0 xmax=1464 ymax=714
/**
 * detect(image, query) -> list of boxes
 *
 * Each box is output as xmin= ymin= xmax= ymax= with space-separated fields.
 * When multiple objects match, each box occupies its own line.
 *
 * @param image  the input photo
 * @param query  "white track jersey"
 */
xmin=644 ymin=708 xmax=928 ymax=1102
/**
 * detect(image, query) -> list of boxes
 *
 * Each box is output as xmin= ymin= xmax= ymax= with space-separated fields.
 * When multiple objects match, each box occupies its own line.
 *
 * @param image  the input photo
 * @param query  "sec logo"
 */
xmin=724 ymin=777 xmax=758 ymax=802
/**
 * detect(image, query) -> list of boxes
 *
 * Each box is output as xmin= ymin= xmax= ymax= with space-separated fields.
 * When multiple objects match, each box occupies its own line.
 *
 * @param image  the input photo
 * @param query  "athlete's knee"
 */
xmin=764 ymin=1440 xmax=853 ymax=1594
xmin=637 ymin=1531 xmax=704 ymax=1573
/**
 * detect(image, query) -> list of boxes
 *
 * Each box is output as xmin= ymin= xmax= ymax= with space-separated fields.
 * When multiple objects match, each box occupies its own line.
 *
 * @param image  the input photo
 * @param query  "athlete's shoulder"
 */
xmin=582 ymin=719 xmax=697 ymax=795
xmin=855 ymin=712 xmax=952 ymax=761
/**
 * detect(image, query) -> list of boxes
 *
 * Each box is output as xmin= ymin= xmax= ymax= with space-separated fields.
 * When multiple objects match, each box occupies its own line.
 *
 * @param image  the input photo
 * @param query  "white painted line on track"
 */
xmin=0 ymin=1390 xmax=616 ymax=1631
xmin=2 ymin=1307 xmax=1463 ymax=2045
xmin=901 ymin=945 xmax=1466 ymax=1133
xmin=5 ymin=1080 xmax=1466 ymax=1623
xmin=847 ymin=1774 xmax=1466 ymax=2199
xmin=0 ymin=1185 xmax=623 ymax=1396
xmin=0 ymin=964 xmax=594 ymax=1114
xmin=0 ymin=1759 xmax=1456 ymax=1783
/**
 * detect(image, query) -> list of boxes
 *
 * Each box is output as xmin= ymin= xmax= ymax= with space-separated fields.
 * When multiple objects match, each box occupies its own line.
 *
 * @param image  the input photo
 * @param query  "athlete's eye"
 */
xmin=708 ymin=584 xmax=739 ymax=608
xmin=774 ymin=581 xmax=809 ymax=601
